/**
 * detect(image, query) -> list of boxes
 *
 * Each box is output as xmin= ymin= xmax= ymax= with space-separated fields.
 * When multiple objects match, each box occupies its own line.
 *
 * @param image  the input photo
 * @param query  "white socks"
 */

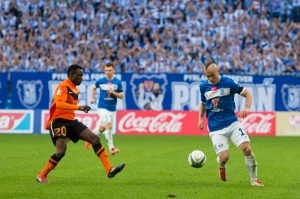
xmin=217 ymin=154 xmax=258 ymax=181
xmin=103 ymin=129 xmax=114 ymax=150
xmin=245 ymin=154 xmax=258 ymax=181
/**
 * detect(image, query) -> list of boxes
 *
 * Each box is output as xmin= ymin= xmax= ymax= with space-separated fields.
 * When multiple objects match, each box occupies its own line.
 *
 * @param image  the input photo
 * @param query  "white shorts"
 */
xmin=97 ymin=108 xmax=116 ymax=127
xmin=209 ymin=121 xmax=250 ymax=154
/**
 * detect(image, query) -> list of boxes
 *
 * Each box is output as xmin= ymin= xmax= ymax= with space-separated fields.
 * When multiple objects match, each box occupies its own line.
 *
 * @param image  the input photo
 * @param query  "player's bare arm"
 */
xmin=198 ymin=103 xmax=206 ymax=130
xmin=239 ymin=88 xmax=253 ymax=118
xmin=90 ymin=87 xmax=97 ymax=104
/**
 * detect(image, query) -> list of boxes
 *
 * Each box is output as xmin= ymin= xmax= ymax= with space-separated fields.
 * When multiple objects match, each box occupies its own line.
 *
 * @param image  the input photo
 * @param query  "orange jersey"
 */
xmin=45 ymin=78 xmax=80 ymax=129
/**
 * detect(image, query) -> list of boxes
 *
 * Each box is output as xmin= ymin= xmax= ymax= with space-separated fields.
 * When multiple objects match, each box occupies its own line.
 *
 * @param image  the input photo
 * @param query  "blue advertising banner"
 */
xmin=10 ymin=72 xmax=124 ymax=110
xmin=11 ymin=73 xmax=51 ymax=109
xmin=0 ymin=72 xmax=8 ymax=108
xmin=122 ymin=74 xmax=300 ymax=111
xmin=10 ymin=72 xmax=300 ymax=111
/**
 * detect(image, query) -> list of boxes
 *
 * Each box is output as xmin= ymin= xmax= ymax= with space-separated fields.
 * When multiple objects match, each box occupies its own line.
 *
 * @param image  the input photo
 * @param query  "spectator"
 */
xmin=282 ymin=63 xmax=294 ymax=74
xmin=280 ymin=0 xmax=294 ymax=22
xmin=293 ymin=63 xmax=300 ymax=75
xmin=0 ymin=0 xmax=298 ymax=76
xmin=218 ymin=55 xmax=232 ymax=72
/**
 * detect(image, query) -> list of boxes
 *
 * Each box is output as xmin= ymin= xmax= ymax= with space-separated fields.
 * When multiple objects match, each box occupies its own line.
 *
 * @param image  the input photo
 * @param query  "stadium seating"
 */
xmin=0 ymin=0 xmax=299 ymax=75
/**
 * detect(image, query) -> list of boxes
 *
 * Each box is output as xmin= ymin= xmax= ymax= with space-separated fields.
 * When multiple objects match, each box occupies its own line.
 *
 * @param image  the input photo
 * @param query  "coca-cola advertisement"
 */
xmin=238 ymin=112 xmax=276 ymax=136
xmin=117 ymin=110 xmax=207 ymax=135
xmin=116 ymin=111 xmax=276 ymax=136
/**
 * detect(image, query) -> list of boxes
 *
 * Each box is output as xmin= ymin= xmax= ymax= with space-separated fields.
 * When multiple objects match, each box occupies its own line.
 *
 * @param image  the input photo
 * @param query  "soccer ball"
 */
xmin=188 ymin=150 xmax=206 ymax=168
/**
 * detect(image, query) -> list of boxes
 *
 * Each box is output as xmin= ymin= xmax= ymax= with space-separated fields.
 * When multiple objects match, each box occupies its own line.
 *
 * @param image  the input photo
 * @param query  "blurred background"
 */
xmin=0 ymin=0 xmax=299 ymax=136
xmin=1 ymin=0 xmax=300 ymax=74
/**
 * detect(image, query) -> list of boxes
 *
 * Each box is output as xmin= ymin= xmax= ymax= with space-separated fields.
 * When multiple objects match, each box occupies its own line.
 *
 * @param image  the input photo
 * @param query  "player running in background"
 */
xmin=85 ymin=62 xmax=123 ymax=155
xmin=198 ymin=62 xmax=264 ymax=186
xmin=36 ymin=64 xmax=125 ymax=183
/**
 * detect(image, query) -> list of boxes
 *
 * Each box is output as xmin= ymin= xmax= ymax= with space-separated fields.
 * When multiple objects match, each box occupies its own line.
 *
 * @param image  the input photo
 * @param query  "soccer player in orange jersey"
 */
xmin=36 ymin=64 xmax=125 ymax=183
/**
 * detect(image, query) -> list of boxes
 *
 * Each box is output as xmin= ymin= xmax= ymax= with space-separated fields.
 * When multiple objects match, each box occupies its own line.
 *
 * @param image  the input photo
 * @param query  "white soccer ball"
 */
xmin=188 ymin=150 xmax=206 ymax=168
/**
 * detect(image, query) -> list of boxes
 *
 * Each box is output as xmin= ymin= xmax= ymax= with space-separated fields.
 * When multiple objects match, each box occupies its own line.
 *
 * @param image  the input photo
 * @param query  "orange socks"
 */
xmin=39 ymin=158 xmax=58 ymax=176
xmin=96 ymin=147 xmax=112 ymax=174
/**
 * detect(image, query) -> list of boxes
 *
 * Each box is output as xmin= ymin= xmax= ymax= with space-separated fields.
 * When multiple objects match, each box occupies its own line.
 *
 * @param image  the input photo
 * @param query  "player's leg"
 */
xmin=210 ymin=133 xmax=230 ymax=181
xmin=36 ymin=121 xmax=68 ymax=183
xmin=85 ymin=125 xmax=105 ymax=149
xmin=79 ymin=125 xmax=125 ymax=178
xmin=104 ymin=120 xmax=119 ymax=155
xmin=99 ymin=125 xmax=105 ymax=134
xmin=108 ymin=111 xmax=119 ymax=155
xmin=85 ymin=111 xmax=106 ymax=150
xmin=99 ymin=109 xmax=118 ymax=155
xmin=231 ymin=123 xmax=264 ymax=186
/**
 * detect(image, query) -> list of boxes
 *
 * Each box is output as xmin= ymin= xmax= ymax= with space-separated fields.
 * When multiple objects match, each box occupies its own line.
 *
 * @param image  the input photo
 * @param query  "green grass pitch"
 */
xmin=0 ymin=134 xmax=299 ymax=199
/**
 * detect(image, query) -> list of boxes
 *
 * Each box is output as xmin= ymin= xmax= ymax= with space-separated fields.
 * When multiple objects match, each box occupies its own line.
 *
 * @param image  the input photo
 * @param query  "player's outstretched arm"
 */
xmin=90 ymin=87 xmax=97 ymax=104
xmin=198 ymin=103 xmax=206 ymax=130
xmin=56 ymin=101 xmax=80 ymax=110
xmin=239 ymin=88 xmax=252 ymax=118
xmin=56 ymin=101 xmax=90 ymax=113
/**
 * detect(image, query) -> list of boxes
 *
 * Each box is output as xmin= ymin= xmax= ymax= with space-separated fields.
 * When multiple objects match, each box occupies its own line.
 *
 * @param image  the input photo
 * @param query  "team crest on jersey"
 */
xmin=130 ymin=74 xmax=167 ymax=110
xmin=281 ymin=84 xmax=300 ymax=111
xmin=17 ymin=80 xmax=43 ymax=109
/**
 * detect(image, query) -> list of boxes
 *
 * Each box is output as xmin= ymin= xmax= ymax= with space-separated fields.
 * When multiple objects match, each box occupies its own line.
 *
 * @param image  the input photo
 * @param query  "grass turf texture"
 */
xmin=0 ymin=134 xmax=299 ymax=199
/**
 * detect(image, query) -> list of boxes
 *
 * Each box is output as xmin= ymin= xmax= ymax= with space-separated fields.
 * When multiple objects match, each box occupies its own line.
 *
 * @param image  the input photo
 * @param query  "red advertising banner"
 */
xmin=116 ymin=110 xmax=276 ymax=136
xmin=116 ymin=110 xmax=208 ymax=136
xmin=238 ymin=112 xmax=276 ymax=136
xmin=41 ymin=110 xmax=101 ymax=134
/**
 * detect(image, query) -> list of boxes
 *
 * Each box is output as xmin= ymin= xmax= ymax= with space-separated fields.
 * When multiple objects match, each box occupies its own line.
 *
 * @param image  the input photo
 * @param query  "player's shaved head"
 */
xmin=204 ymin=62 xmax=218 ymax=72
xmin=204 ymin=62 xmax=220 ymax=84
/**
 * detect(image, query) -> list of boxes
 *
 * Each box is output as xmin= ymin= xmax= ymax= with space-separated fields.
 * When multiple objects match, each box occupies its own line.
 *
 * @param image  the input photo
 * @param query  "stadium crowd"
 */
xmin=1 ymin=0 xmax=300 ymax=75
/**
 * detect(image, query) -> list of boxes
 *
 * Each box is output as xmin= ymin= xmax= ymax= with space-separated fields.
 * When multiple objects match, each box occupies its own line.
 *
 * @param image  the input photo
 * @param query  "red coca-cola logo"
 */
xmin=118 ymin=112 xmax=186 ymax=133
xmin=239 ymin=112 xmax=276 ymax=135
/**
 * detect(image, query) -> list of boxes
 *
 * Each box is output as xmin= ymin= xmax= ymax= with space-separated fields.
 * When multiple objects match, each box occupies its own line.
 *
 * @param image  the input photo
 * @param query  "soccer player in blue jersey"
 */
xmin=198 ymin=62 xmax=264 ymax=186
xmin=86 ymin=63 xmax=123 ymax=155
